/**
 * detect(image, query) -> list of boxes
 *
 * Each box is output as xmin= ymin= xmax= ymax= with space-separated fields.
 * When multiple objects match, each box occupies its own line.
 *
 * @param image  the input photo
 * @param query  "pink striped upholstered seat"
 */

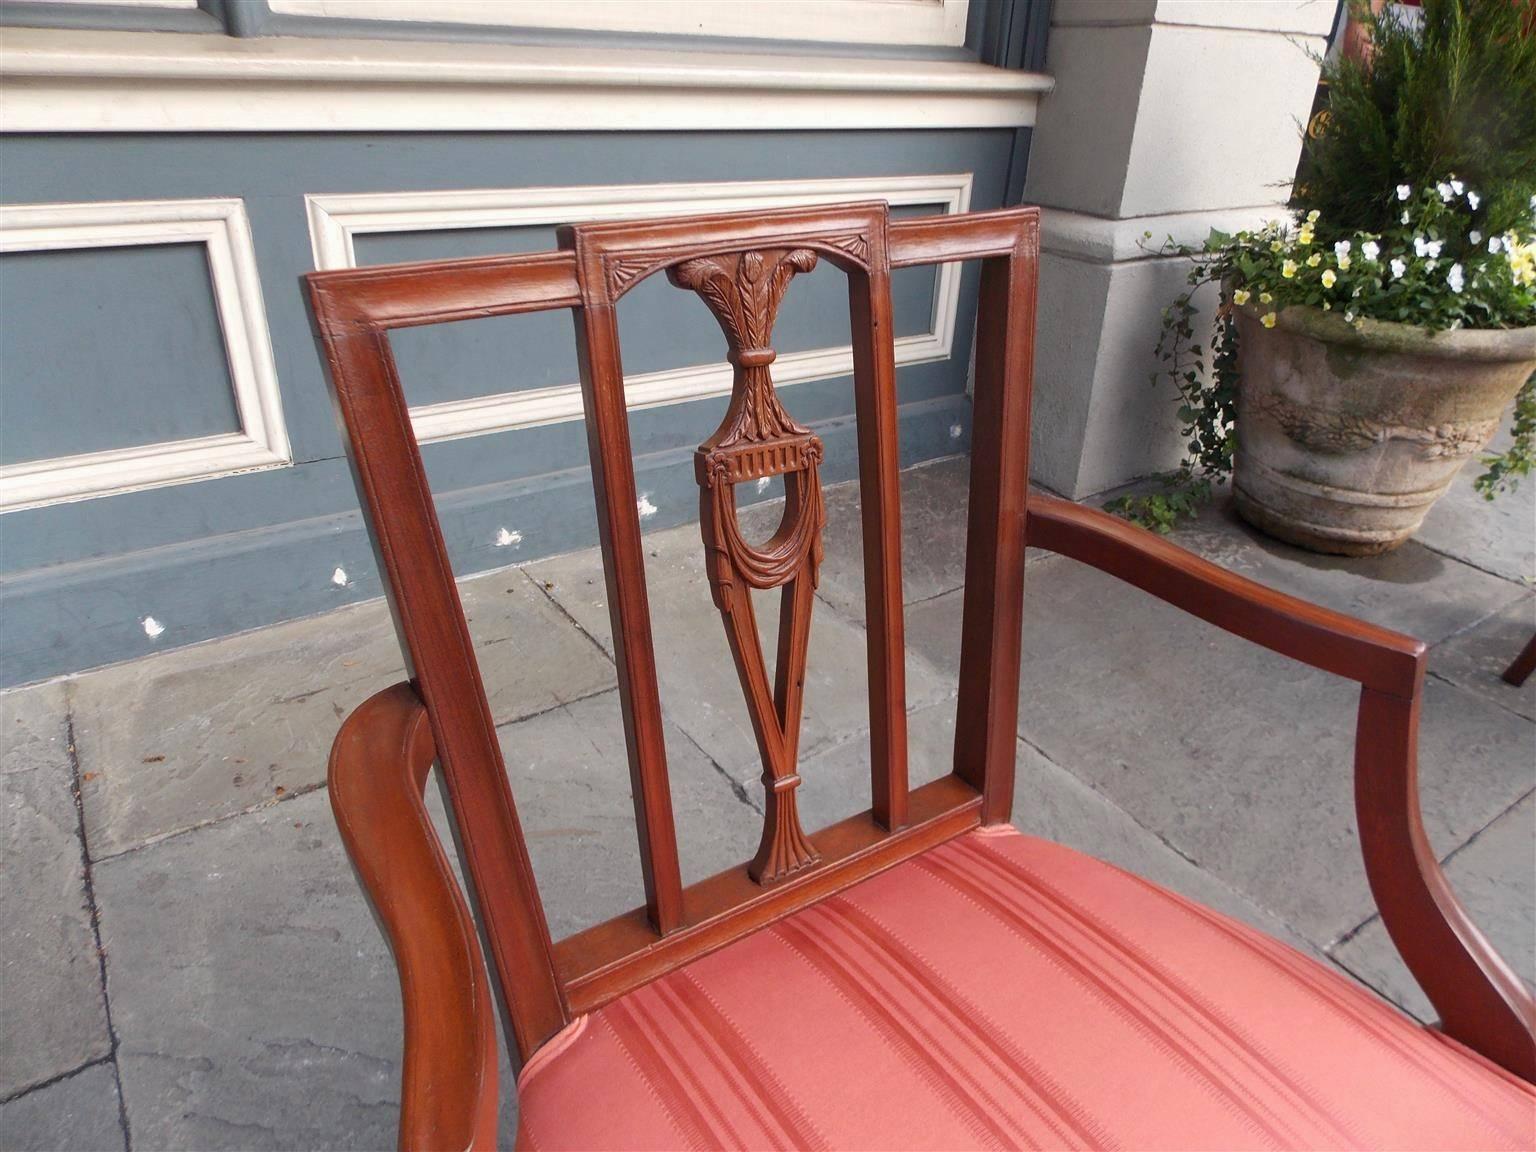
xmin=516 ymin=826 xmax=1534 ymax=1151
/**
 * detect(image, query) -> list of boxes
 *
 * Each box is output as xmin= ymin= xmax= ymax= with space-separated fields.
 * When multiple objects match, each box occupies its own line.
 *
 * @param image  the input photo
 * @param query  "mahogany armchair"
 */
xmin=307 ymin=204 xmax=1535 ymax=1151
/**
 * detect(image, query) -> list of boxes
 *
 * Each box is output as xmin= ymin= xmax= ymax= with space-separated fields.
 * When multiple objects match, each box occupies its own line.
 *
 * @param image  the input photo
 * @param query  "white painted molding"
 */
xmin=306 ymin=173 xmax=972 ymax=444
xmin=0 ymin=198 xmax=291 ymax=512
xmin=1039 ymin=203 xmax=1293 ymax=265
xmin=271 ymin=0 xmax=971 ymax=48
xmin=0 ymin=27 xmax=1050 ymax=133
xmin=11 ymin=0 xmax=198 ymax=7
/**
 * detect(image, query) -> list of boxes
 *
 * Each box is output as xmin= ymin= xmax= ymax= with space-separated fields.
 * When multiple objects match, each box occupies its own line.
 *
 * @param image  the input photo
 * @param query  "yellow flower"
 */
xmin=1232 ymin=288 xmax=1251 ymax=306
xmin=1337 ymin=254 xmax=1351 ymax=271
xmin=1320 ymin=269 xmax=1337 ymax=288
xmin=1259 ymin=292 xmax=1273 ymax=304
xmin=1270 ymin=240 xmax=1284 ymax=253
xmin=1508 ymin=238 xmax=1536 ymax=287
xmin=1281 ymin=259 xmax=1298 ymax=279
xmin=1297 ymin=226 xmax=1315 ymax=246
xmin=1306 ymin=209 xmax=1320 ymax=224
xmin=1305 ymin=253 xmax=1321 ymax=267
xmin=1261 ymin=312 xmax=1277 ymax=328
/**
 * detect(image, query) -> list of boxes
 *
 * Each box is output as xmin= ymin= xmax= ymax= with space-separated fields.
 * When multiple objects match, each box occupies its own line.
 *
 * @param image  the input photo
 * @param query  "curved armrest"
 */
xmin=1027 ymin=496 xmax=1536 ymax=1080
xmin=1026 ymin=495 xmax=1426 ymax=697
xmin=329 ymin=683 xmax=500 ymax=1150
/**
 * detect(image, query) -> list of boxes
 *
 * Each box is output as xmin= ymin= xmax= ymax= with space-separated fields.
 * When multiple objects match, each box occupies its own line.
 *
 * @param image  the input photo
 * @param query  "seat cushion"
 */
xmin=516 ymin=826 xmax=1535 ymax=1150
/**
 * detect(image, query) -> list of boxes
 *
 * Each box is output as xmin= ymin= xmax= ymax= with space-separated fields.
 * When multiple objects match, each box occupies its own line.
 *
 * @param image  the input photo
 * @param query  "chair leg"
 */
xmin=1501 ymin=632 xmax=1536 ymax=687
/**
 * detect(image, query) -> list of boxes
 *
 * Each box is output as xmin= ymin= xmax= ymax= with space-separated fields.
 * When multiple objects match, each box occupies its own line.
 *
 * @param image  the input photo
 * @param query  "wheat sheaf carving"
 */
xmin=668 ymin=247 xmax=826 ymax=884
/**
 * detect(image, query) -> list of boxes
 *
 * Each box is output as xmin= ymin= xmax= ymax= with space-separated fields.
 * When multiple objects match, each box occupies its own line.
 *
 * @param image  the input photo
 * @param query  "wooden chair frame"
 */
xmin=306 ymin=204 xmax=1534 ymax=1151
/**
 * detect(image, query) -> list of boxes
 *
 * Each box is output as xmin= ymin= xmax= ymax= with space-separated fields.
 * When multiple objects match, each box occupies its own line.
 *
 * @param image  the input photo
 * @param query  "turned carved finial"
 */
xmin=669 ymin=247 xmax=825 ymax=884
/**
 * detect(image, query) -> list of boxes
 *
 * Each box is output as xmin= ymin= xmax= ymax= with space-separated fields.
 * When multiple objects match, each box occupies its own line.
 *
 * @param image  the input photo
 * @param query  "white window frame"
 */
xmin=305 ymin=173 xmax=973 ymax=444
xmin=0 ymin=198 xmax=291 ymax=512
xmin=270 ymin=0 xmax=971 ymax=48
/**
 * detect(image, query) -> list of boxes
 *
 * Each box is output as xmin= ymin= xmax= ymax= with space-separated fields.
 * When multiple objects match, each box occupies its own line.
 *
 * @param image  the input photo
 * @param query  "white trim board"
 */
xmin=306 ymin=173 xmax=974 ymax=444
xmin=0 ymin=198 xmax=291 ymax=513
xmin=0 ymin=27 xmax=1050 ymax=133
xmin=270 ymin=0 xmax=970 ymax=48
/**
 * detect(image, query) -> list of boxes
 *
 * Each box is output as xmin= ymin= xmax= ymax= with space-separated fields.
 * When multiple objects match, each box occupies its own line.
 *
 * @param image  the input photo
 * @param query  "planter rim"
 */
xmin=1234 ymin=303 xmax=1536 ymax=363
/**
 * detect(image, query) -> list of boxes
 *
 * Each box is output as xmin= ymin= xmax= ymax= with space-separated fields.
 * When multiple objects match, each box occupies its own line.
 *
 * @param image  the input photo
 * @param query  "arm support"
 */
xmin=1027 ymin=496 xmax=1536 ymax=1080
xmin=329 ymin=683 xmax=500 ymax=1151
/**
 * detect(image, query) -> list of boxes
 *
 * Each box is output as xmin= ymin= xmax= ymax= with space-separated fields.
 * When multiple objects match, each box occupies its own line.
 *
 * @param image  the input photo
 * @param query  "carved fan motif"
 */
xmin=667 ymin=248 xmax=825 ymax=884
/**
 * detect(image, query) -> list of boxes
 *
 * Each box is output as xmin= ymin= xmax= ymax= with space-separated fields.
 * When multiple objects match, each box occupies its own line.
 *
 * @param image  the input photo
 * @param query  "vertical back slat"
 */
xmin=305 ymin=306 xmax=569 ymax=1060
xmin=952 ymin=217 xmax=1040 ymax=823
xmin=567 ymin=297 xmax=687 ymax=936
xmin=847 ymin=220 xmax=910 ymax=831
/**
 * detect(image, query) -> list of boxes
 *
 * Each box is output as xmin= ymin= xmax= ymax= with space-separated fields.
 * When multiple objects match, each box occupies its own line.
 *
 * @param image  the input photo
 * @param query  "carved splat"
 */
xmin=668 ymin=248 xmax=825 ymax=884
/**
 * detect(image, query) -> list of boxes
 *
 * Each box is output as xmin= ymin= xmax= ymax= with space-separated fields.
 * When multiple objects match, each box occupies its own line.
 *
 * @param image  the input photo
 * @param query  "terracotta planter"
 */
xmin=1232 ymin=305 xmax=1536 ymax=556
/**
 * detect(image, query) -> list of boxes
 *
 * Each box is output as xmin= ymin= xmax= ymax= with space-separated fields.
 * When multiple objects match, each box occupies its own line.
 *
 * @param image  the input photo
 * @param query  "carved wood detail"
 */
xmin=668 ymin=248 xmax=826 ymax=884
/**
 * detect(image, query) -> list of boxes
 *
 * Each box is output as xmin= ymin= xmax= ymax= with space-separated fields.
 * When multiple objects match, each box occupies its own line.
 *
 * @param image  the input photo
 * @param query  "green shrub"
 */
xmin=1296 ymin=0 xmax=1536 ymax=243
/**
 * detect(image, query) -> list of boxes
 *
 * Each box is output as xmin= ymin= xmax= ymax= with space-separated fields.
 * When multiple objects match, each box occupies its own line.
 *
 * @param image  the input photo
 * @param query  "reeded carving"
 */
xmin=823 ymin=233 xmax=870 ymax=266
xmin=606 ymin=254 xmax=657 ymax=297
xmin=668 ymin=248 xmax=825 ymax=884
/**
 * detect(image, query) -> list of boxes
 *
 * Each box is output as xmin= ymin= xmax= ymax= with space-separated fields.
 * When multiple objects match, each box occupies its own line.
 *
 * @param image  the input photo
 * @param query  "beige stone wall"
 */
xmin=1024 ymin=0 xmax=1335 ymax=497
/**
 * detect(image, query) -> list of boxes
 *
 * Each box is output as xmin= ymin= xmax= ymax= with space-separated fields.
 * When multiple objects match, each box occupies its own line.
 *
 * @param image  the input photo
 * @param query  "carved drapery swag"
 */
xmin=668 ymin=248 xmax=825 ymax=884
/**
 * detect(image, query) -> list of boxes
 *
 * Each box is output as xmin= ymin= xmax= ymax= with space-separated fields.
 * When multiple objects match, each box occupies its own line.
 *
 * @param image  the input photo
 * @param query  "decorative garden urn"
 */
xmin=1232 ymin=304 xmax=1536 ymax=556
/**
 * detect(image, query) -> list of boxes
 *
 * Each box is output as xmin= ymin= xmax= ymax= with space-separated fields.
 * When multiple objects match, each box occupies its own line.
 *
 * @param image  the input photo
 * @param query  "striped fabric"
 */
xmin=516 ymin=827 xmax=1535 ymax=1151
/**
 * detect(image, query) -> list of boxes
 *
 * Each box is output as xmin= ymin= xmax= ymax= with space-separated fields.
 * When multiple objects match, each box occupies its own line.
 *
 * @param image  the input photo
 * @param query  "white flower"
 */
xmin=1469 ymin=231 xmax=1482 ymax=245
xmin=1467 ymin=191 xmax=1481 ymax=210
xmin=1402 ymin=210 xmax=1412 ymax=225
xmin=1412 ymin=235 xmax=1443 ymax=259
xmin=1344 ymin=310 xmax=1356 ymax=323
xmin=1447 ymin=263 xmax=1465 ymax=293
xmin=1397 ymin=184 xmax=1412 ymax=201
xmin=1333 ymin=240 xmax=1351 ymax=260
xmin=1390 ymin=257 xmax=1407 ymax=279
xmin=1361 ymin=240 xmax=1380 ymax=262
xmin=1436 ymin=182 xmax=1454 ymax=203
xmin=1489 ymin=236 xmax=1503 ymax=254
xmin=1450 ymin=179 xmax=1464 ymax=195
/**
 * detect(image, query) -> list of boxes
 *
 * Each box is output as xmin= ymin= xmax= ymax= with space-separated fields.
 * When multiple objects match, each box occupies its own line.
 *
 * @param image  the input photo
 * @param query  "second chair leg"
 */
xmin=1502 ymin=632 xmax=1536 ymax=687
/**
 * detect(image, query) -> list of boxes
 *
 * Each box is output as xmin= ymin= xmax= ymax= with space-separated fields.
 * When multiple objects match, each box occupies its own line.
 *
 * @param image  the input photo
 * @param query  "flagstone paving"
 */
xmin=2 ymin=453 xmax=1531 ymax=1150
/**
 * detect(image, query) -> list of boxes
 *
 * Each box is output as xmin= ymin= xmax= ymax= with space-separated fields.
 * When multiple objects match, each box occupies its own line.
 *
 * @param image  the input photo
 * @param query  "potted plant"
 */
xmin=1115 ymin=0 xmax=1536 ymax=554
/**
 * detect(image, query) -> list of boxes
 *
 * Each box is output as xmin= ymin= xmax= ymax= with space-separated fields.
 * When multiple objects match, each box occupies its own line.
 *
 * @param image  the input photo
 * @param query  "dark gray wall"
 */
xmin=0 ymin=129 xmax=1019 ymax=686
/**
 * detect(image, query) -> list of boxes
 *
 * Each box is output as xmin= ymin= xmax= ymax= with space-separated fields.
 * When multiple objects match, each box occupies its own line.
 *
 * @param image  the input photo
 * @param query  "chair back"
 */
xmin=306 ymin=202 xmax=1040 ymax=1062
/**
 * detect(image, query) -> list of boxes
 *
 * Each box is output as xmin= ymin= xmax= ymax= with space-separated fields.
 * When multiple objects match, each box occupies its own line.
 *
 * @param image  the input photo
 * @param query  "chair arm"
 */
xmin=1025 ymin=495 xmax=1426 ymax=697
xmin=1026 ymin=496 xmax=1536 ymax=1081
xmin=329 ymin=683 xmax=500 ymax=1151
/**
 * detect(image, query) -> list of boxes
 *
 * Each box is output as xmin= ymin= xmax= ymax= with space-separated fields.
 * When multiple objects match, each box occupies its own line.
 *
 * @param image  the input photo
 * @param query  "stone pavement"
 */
xmin=2 ymin=452 xmax=1532 ymax=1151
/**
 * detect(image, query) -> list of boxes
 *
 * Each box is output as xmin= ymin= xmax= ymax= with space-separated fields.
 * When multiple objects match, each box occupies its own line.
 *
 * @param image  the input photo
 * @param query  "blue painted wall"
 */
xmin=0 ymin=129 xmax=1020 ymax=686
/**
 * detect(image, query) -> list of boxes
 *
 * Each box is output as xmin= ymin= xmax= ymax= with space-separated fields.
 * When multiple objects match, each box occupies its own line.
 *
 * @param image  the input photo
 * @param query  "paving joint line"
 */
xmin=1412 ymin=536 xmax=1534 ymax=587
xmin=1328 ymin=782 xmax=1535 ymax=954
xmin=0 ymin=1054 xmax=115 ymax=1108
xmin=1423 ymin=587 xmax=1535 ymax=653
xmin=1014 ymin=728 xmax=1321 ymax=949
xmin=672 ymin=724 xmax=762 ymax=815
xmin=88 ymin=683 xmax=626 ymax=866
xmin=88 ymin=781 xmax=329 ymax=866
xmin=62 ymin=701 xmax=132 ymax=1152
xmin=522 ymin=567 xmax=620 ymax=666
xmin=1437 ymin=783 xmax=1536 ymax=873
xmin=1424 ymin=666 xmax=1535 ymax=724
